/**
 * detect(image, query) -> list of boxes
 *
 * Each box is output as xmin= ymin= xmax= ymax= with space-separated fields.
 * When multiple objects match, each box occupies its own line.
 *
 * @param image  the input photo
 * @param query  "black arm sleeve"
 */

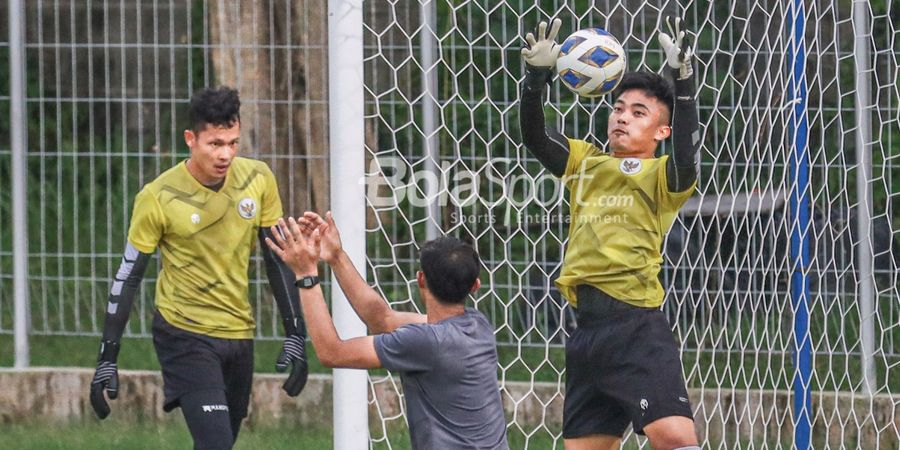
xmin=666 ymin=66 xmax=701 ymax=193
xmin=520 ymin=64 xmax=570 ymax=178
xmin=259 ymin=227 xmax=306 ymax=337
xmin=101 ymin=243 xmax=152 ymax=342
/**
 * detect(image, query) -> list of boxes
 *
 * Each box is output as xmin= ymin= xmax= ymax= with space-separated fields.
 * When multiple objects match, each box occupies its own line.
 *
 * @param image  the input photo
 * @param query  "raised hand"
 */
xmin=298 ymin=211 xmax=343 ymax=264
xmin=521 ymin=18 xmax=563 ymax=68
xmin=265 ymin=217 xmax=322 ymax=277
xmin=658 ymin=16 xmax=694 ymax=80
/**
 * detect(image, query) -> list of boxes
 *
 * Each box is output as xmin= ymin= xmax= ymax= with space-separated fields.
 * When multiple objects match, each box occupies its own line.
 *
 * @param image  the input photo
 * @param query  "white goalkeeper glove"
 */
xmin=658 ymin=16 xmax=694 ymax=80
xmin=521 ymin=19 xmax=562 ymax=68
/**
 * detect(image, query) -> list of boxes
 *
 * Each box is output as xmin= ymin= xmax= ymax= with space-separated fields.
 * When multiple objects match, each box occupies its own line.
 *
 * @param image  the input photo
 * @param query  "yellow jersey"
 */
xmin=557 ymin=139 xmax=695 ymax=308
xmin=127 ymin=157 xmax=283 ymax=338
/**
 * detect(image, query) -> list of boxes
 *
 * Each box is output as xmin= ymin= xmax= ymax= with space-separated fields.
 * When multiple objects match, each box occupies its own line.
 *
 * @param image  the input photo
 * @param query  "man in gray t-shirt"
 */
xmin=375 ymin=307 xmax=506 ymax=449
xmin=267 ymin=211 xmax=508 ymax=450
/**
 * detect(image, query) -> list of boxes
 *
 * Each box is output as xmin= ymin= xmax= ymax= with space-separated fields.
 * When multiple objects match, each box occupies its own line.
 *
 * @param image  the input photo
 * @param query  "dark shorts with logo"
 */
xmin=152 ymin=311 xmax=254 ymax=418
xmin=562 ymin=285 xmax=694 ymax=438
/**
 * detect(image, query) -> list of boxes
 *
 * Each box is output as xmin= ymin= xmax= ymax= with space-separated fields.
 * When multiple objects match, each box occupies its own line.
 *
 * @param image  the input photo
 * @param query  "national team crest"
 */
xmin=237 ymin=198 xmax=257 ymax=219
xmin=620 ymin=158 xmax=642 ymax=175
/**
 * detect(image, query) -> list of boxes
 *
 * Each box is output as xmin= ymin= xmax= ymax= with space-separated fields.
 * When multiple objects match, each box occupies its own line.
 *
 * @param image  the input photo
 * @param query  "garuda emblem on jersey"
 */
xmin=620 ymin=158 xmax=642 ymax=175
xmin=237 ymin=198 xmax=257 ymax=219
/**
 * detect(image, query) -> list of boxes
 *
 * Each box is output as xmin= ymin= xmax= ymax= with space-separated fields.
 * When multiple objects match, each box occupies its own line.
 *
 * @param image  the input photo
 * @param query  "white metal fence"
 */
xmin=1 ymin=0 xmax=328 ymax=342
xmin=2 ymin=0 xmax=898 ymax=448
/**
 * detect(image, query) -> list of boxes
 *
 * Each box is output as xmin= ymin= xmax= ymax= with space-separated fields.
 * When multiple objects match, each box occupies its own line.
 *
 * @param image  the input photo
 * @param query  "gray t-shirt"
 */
xmin=374 ymin=307 xmax=508 ymax=450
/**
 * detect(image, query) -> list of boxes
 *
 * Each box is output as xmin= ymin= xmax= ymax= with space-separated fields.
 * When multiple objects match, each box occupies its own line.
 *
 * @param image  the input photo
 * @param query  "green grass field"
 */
xmin=0 ymin=334 xmax=566 ymax=449
xmin=5 ymin=419 xmax=748 ymax=450
xmin=0 ymin=419 xmax=643 ymax=450
xmin=0 ymin=420 xmax=331 ymax=450
xmin=2 ymin=333 xmax=894 ymax=449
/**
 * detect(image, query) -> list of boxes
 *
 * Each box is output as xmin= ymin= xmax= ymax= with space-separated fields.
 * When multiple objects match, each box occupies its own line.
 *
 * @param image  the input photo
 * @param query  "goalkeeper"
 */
xmin=520 ymin=18 xmax=701 ymax=450
xmin=89 ymin=86 xmax=309 ymax=450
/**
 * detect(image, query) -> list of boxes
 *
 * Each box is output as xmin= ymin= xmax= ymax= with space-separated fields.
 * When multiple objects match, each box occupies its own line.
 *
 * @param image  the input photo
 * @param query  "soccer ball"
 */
xmin=556 ymin=28 xmax=626 ymax=98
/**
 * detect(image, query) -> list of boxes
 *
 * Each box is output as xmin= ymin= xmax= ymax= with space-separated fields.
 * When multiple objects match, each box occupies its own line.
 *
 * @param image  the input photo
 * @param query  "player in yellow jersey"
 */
xmin=88 ymin=87 xmax=308 ymax=449
xmin=521 ymin=18 xmax=701 ymax=450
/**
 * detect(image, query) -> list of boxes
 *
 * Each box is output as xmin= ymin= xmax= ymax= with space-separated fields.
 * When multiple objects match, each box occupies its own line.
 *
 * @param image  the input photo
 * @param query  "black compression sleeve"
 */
xmin=666 ymin=67 xmax=701 ymax=193
xmin=259 ymin=227 xmax=305 ymax=337
xmin=101 ymin=244 xmax=152 ymax=342
xmin=520 ymin=64 xmax=570 ymax=178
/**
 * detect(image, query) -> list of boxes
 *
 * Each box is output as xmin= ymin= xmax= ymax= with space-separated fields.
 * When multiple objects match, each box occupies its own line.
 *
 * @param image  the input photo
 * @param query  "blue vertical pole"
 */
xmin=788 ymin=0 xmax=812 ymax=448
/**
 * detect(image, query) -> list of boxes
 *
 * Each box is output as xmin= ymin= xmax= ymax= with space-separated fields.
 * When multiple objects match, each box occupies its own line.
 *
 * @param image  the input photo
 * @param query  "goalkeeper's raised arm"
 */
xmin=658 ymin=17 xmax=701 ymax=193
xmin=519 ymin=18 xmax=569 ymax=178
xmin=521 ymin=16 xmax=703 ymax=450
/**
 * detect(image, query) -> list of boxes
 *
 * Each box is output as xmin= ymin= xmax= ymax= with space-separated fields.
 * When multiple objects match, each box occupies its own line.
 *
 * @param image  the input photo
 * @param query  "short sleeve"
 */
xmin=126 ymin=188 xmax=164 ymax=254
xmin=259 ymin=163 xmax=284 ymax=227
xmin=563 ymin=139 xmax=603 ymax=183
xmin=373 ymin=324 xmax=437 ymax=373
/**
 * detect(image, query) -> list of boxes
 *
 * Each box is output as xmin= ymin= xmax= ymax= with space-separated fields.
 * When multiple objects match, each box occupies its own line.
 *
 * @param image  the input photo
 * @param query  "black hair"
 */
xmin=611 ymin=71 xmax=675 ymax=123
xmin=189 ymin=86 xmax=241 ymax=132
xmin=419 ymin=237 xmax=481 ymax=305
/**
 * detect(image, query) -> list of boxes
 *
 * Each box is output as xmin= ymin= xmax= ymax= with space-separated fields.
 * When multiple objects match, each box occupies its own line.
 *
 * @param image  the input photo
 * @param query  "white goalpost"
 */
xmin=1 ymin=1 xmax=896 ymax=449
xmin=329 ymin=1 xmax=369 ymax=449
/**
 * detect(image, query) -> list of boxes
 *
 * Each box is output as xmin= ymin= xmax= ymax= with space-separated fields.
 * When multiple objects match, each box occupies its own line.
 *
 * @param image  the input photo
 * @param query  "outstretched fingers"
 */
xmin=268 ymin=218 xmax=302 ymax=250
xmin=546 ymin=18 xmax=561 ymax=41
xmin=303 ymin=226 xmax=323 ymax=260
xmin=266 ymin=223 xmax=288 ymax=254
xmin=288 ymin=217 xmax=304 ymax=240
xmin=278 ymin=218 xmax=298 ymax=243
xmin=300 ymin=211 xmax=326 ymax=231
xmin=658 ymin=29 xmax=673 ymax=48
xmin=295 ymin=217 xmax=313 ymax=234
xmin=667 ymin=16 xmax=684 ymax=46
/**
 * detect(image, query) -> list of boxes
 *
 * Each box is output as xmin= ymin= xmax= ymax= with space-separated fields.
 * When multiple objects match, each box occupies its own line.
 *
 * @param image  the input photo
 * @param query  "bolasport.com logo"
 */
xmin=361 ymin=156 xmax=631 ymax=226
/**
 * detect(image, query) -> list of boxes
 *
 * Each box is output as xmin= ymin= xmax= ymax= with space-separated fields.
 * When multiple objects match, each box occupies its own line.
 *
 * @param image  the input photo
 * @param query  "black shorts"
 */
xmin=562 ymin=285 xmax=693 ymax=438
xmin=152 ymin=311 xmax=254 ymax=418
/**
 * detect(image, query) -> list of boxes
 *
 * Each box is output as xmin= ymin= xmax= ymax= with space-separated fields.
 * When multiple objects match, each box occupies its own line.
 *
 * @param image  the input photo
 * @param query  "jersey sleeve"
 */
xmin=259 ymin=163 xmax=284 ymax=228
xmin=126 ymin=188 xmax=164 ymax=254
xmin=373 ymin=324 xmax=437 ymax=373
xmin=563 ymin=139 xmax=603 ymax=186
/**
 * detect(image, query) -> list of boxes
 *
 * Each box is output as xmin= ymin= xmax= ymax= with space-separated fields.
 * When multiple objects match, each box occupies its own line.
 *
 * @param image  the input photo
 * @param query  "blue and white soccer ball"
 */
xmin=556 ymin=28 xmax=626 ymax=98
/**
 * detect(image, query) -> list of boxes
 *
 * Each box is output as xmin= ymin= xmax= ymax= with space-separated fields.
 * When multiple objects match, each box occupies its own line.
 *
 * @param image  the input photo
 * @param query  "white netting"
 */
xmin=360 ymin=1 xmax=899 ymax=448
xmin=0 ymin=1 xmax=897 ymax=448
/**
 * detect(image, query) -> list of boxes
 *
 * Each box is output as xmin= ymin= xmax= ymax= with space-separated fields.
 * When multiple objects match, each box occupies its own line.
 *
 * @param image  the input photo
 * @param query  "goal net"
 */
xmin=360 ymin=1 xmax=898 ymax=448
xmin=2 ymin=1 xmax=897 ymax=448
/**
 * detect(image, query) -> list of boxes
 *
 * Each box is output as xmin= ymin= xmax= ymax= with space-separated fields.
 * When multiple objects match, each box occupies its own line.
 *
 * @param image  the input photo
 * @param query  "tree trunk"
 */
xmin=208 ymin=0 xmax=329 ymax=215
